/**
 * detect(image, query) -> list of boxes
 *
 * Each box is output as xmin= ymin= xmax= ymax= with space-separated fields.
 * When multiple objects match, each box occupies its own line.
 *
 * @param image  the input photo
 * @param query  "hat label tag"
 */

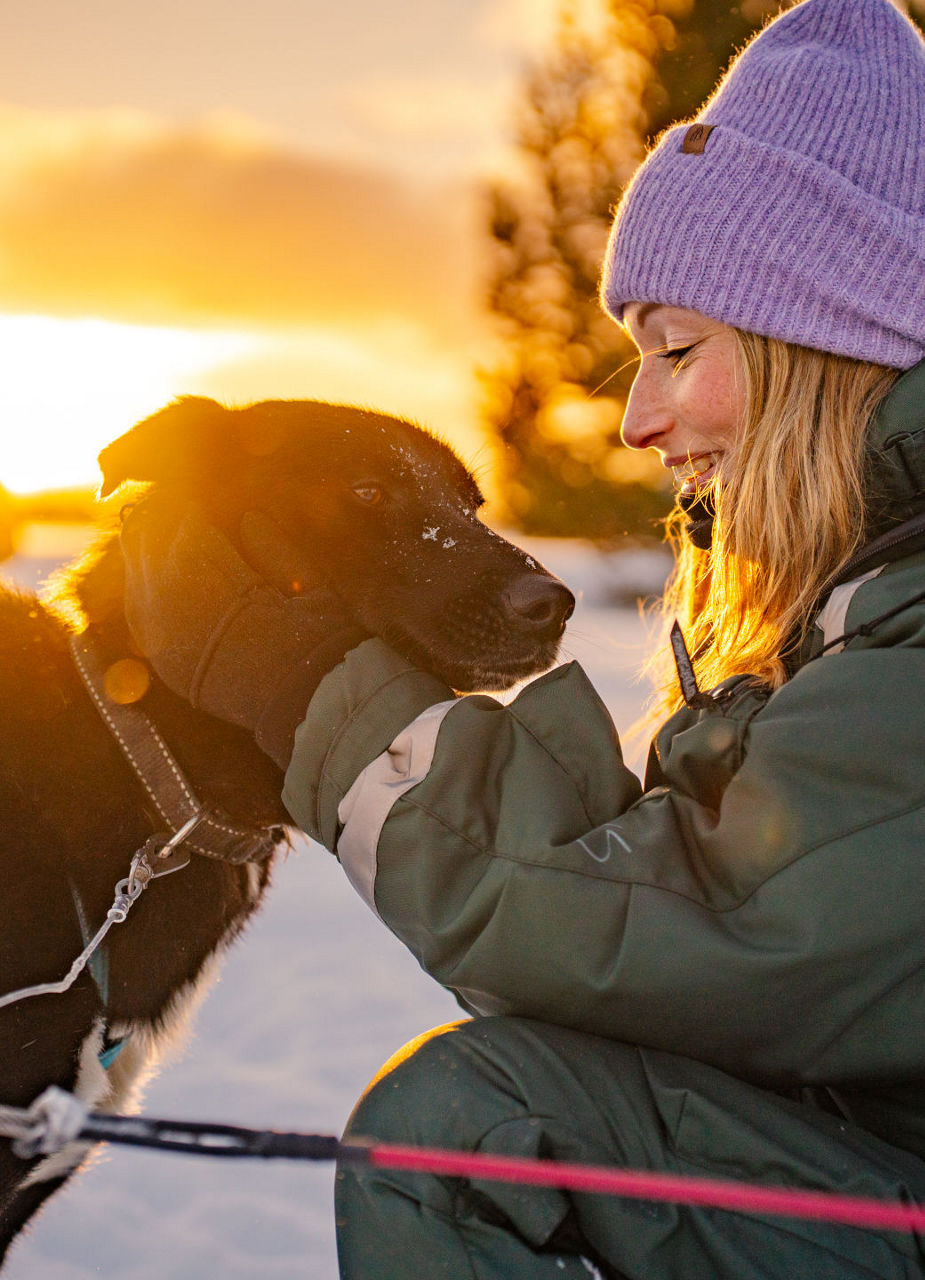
xmin=682 ymin=124 xmax=715 ymax=154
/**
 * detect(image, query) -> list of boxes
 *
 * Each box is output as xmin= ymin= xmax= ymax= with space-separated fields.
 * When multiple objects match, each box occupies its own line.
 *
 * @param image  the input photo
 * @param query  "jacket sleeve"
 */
xmin=281 ymin=625 xmax=925 ymax=1089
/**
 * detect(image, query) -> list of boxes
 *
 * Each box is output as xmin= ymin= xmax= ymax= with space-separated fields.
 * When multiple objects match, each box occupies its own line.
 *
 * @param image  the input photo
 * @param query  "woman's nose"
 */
xmin=620 ymin=370 xmax=667 ymax=451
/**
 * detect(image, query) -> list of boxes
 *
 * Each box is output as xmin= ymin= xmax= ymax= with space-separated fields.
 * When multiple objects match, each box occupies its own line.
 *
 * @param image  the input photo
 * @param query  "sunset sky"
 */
xmin=0 ymin=0 xmax=567 ymax=493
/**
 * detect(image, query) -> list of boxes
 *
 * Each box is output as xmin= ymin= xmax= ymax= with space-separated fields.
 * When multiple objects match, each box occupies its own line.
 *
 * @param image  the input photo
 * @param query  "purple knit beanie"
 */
xmin=601 ymin=0 xmax=925 ymax=370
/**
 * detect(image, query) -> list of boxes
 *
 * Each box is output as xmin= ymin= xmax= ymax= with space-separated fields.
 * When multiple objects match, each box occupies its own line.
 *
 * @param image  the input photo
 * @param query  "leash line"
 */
xmin=0 ymin=815 xmax=202 ymax=1012
xmin=2 ymin=1090 xmax=922 ymax=1235
xmin=363 ymin=1144 xmax=925 ymax=1234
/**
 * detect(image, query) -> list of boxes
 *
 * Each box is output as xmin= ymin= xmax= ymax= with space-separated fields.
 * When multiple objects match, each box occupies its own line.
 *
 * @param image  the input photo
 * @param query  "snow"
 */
xmin=1 ymin=531 xmax=667 ymax=1279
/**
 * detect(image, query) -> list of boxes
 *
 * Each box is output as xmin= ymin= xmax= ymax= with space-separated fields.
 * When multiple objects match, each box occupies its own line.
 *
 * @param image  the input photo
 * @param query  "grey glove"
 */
xmin=120 ymin=502 xmax=367 ymax=768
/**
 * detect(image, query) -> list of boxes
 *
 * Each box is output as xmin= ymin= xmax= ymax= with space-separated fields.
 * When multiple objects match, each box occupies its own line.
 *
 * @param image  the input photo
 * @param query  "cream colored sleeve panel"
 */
xmin=335 ymin=700 xmax=458 ymax=916
xmin=816 ymin=564 xmax=885 ymax=653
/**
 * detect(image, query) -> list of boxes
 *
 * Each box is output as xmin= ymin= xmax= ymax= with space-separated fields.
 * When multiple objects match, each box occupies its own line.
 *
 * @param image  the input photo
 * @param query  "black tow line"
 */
xmin=80 ymin=1112 xmax=349 ymax=1162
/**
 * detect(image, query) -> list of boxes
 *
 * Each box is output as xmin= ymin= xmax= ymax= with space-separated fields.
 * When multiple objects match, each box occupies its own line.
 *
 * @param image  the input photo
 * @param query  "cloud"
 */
xmin=0 ymin=104 xmax=480 ymax=342
xmin=342 ymin=72 xmax=511 ymax=146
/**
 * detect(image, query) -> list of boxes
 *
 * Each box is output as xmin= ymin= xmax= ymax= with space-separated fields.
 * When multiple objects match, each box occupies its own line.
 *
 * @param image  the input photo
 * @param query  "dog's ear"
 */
xmin=97 ymin=396 xmax=231 ymax=499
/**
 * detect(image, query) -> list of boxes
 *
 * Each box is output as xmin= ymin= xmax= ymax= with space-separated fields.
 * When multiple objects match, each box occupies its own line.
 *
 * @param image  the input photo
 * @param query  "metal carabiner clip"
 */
xmin=127 ymin=811 xmax=205 ymax=894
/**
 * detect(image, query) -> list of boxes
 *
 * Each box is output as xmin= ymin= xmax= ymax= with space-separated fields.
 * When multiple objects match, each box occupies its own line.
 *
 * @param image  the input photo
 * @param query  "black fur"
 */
xmin=0 ymin=397 xmax=573 ymax=1260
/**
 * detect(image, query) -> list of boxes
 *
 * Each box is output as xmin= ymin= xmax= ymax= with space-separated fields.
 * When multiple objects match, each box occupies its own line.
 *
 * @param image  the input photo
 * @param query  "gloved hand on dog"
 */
xmin=120 ymin=502 xmax=368 ymax=769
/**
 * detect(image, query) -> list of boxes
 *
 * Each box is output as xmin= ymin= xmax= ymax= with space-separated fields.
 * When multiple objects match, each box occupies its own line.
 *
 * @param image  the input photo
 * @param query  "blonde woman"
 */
xmin=121 ymin=0 xmax=925 ymax=1274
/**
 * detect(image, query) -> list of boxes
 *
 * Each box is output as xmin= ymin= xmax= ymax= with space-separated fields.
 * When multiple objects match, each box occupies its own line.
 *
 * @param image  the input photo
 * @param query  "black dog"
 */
xmin=0 ymin=396 xmax=574 ymax=1260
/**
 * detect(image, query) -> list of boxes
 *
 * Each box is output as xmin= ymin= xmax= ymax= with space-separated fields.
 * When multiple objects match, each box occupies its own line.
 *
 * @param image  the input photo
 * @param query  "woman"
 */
xmin=120 ymin=0 xmax=925 ymax=1274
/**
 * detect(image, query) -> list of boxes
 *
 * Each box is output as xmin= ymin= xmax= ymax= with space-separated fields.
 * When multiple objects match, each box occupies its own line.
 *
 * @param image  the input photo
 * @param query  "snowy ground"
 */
xmin=1 ymin=527 xmax=668 ymax=1279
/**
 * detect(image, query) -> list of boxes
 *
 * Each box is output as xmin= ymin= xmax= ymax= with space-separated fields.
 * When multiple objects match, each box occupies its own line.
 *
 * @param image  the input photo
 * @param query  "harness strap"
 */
xmin=98 ymin=1035 xmax=129 ymax=1070
xmin=70 ymin=631 xmax=279 ymax=865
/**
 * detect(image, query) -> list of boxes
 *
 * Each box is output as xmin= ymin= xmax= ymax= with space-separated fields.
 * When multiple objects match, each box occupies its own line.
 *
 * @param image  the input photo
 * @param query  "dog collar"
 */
xmin=69 ymin=630 xmax=280 ymax=865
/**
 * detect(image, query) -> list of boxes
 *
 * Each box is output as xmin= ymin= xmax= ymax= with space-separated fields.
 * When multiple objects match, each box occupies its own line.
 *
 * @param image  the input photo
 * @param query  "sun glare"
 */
xmin=0 ymin=313 xmax=486 ymax=498
xmin=0 ymin=314 xmax=260 ymax=494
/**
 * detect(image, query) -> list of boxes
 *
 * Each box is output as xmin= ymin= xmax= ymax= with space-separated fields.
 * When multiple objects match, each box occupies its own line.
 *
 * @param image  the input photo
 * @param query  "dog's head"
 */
xmin=99 ymin=397 xmax=574 ymax=691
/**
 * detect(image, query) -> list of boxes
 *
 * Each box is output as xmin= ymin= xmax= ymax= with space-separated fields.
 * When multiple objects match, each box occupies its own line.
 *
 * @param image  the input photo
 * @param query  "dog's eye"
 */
xmin=352 ymin=484 xmax=382 ymax=506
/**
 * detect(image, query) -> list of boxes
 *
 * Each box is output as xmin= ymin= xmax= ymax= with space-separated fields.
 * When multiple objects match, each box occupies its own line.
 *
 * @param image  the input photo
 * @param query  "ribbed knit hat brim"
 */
xmin=602 ymin=0 xmax=925 ymax=369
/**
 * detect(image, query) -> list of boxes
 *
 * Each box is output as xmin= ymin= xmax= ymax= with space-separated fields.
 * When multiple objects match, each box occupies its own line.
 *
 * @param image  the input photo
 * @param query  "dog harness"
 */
xmin=69 ymin=630 xmax=282 ymax=865
xmin=64 ymin=628 xmax=283 ymax=1070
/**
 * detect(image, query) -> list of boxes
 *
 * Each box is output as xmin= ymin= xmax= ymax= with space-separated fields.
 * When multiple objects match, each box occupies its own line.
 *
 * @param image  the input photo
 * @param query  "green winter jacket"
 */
xmin=282 ymin=359 xmax=925 ymax=1160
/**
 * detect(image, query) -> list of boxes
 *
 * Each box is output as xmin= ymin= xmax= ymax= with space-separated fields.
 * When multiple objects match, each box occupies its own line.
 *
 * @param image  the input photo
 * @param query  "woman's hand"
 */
xmin=120 ymin=502 xmax=367 ymax=767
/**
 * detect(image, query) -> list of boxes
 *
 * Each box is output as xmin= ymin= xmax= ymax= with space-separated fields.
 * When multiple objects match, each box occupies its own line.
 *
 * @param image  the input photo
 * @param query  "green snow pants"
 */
xmin=335 ymin=1017 xmax=925 ymax=1279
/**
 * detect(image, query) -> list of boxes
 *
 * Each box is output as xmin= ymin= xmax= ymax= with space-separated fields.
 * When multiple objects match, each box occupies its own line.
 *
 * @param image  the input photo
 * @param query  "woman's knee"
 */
xmin=343 ymin=1016 xmax=538 ymax=1150
xmin=338 ymin=1017 xmax=593 ymax=1268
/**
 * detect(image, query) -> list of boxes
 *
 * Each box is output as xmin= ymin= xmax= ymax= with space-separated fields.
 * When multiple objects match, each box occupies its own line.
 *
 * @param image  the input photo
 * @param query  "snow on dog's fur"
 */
xmin=0 ymin=397 xmax=573 ymax=1261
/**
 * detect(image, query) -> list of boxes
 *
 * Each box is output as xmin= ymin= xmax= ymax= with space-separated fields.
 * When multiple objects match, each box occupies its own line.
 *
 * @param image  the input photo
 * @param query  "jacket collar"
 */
xmin=865 ymin=356 xmax=925 ymax=531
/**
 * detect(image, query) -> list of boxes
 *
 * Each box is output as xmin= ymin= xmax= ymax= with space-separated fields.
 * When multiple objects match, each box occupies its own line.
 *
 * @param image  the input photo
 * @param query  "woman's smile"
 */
xmin=666 ymin=450 xmax=722 ymax=495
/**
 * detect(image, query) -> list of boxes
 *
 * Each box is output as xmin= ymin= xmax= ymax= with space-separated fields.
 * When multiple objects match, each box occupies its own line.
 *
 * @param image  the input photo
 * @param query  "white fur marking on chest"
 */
xmin=21 ymin=1019 xmax=113 ymax=1187
xmin=21 ymin=933 xmax=236 ymax=1188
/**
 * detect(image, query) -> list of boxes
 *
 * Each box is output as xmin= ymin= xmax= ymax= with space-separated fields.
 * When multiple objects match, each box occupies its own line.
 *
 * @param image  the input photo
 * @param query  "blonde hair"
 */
xmin=650 ymin=333 xmax=898 ymax=717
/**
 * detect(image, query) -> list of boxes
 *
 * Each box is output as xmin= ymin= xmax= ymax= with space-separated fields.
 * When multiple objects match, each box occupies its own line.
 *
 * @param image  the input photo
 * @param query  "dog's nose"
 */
xmin=503 ymin=574 xmax=575 ymax=636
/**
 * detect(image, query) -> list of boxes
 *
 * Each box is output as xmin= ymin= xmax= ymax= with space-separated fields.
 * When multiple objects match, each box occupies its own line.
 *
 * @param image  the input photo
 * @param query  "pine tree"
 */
xmin=482 ymin=1 xmax=662 ymax=539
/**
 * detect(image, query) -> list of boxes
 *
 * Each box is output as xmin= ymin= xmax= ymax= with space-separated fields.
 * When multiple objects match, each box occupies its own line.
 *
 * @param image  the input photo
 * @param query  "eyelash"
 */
xmin=659 ymin=344 xmax=695 ymax=369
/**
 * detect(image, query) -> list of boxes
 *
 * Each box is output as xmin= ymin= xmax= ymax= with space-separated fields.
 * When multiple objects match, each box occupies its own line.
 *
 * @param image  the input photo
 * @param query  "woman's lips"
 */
xmin=668 ymin=452 xmax=720 ymax=496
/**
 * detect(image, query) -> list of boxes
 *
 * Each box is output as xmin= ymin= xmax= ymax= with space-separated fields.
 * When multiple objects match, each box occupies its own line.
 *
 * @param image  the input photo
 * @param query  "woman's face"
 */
xmin=621 ymin=303 xmax=746 ymax=497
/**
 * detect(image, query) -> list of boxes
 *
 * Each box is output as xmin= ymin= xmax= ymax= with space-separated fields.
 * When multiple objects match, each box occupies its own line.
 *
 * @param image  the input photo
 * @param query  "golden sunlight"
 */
xmin=0 ymin=314 xmax=261 ymax=494
xmin=0 ymin=313 xmax=487 ymax=499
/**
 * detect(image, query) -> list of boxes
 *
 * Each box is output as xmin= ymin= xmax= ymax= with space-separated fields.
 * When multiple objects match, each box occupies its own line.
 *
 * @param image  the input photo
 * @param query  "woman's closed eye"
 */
xmin=658 ymin=344 xmax=696 ymax=372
